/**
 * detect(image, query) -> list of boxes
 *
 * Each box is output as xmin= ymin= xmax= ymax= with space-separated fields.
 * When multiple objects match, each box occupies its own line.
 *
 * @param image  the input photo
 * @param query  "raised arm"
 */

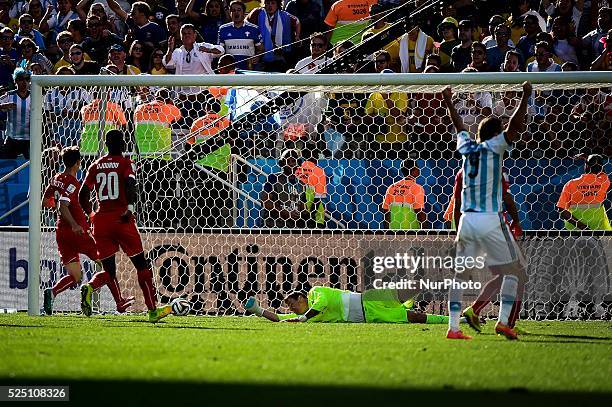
xmin=106 ymin=0 xmax=128 ymax=22
xmin=505 ymin=81 xmax=532 ymax=143
xmin=441 ymin=87 xmax=466 ymax=133
xmin=185 ymin=0 xmax=201 ymax=21
xmin=76 ymin=0 xmax=91 ymax=21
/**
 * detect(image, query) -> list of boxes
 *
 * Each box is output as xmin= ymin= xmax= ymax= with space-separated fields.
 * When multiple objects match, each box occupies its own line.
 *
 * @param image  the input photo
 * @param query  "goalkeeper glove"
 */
xmin=245 ymin=296 xmax=264 ymax=316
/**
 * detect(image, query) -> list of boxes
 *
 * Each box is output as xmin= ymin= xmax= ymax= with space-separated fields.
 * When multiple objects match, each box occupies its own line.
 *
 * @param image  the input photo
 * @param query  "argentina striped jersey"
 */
xmin=457 ymin=130 xmax=511 ymax=213
xmin=1 ymin=91 xmax=31 ymax=141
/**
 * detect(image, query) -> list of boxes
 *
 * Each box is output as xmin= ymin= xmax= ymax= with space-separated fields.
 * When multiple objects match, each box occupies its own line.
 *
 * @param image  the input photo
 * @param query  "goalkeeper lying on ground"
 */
xmin=246 ymin=286 xmax=474 ymax=324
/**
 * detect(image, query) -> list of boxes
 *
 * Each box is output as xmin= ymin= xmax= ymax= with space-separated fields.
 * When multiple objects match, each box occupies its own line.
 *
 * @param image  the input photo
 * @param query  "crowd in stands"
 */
xmin=0 ymin=0 xmax=610 ymax=161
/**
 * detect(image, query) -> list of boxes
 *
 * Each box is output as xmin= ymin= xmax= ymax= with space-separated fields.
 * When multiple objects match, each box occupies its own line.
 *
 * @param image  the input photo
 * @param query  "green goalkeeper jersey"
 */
xmin=278 ymin=286 xmax=349 ymax=323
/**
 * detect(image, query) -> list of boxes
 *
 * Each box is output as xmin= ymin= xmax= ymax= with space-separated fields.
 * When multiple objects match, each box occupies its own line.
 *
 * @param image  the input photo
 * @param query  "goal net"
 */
xmin=23 ymin=73 xmax=612 ymax=320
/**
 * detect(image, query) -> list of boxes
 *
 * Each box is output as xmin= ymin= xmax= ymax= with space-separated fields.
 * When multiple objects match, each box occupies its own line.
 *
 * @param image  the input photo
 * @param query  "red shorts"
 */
xmin=92 ymin=212 xmax=144 ymax=260
xmin=56 ymin=227 xmax=99 ymax=265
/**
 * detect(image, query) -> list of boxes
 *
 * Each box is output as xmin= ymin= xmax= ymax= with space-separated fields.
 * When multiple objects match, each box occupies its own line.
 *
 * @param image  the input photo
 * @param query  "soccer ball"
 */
xmin=171 ymin=298 xmax=191 ymax=316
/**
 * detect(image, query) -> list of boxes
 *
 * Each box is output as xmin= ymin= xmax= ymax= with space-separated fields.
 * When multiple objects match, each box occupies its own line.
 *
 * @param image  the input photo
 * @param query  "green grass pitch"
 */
xmin=1 ymin=313 xmax=611 ymax=405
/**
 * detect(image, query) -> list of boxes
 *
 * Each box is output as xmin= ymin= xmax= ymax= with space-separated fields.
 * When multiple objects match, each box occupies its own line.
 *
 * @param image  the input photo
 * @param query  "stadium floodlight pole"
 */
xmin=29 ymin=78 xmax=44 ymax=316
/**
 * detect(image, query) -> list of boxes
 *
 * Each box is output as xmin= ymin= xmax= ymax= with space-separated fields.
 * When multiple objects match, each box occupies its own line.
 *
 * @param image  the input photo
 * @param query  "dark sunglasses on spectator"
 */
xmin=375 ymin=59 xmax=387 ymax=64
xmin=524 ymin=20 xmax=536 ymax=25
xmin=536 ymin=52 xmax=548 ymax=57
xmin=133 ymin=47 xmax=143 ymax=52
xmin=311 ymin=43 xmax=325 ymax=48
xmin=23 ymin=45 xmax=34 ymax=49
xmin=71 ymin=51 xmax=83 ymax=56
xmin=22 ymin=20 xmax=33 ymax=24
xmin=153 ymin=53 xmax=163 ymax=57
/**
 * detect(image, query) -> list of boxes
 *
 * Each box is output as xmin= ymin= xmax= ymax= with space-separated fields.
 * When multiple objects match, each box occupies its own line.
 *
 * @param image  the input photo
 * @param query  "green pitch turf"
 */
xmin=1 ymin=314 xmax=611 ymax=406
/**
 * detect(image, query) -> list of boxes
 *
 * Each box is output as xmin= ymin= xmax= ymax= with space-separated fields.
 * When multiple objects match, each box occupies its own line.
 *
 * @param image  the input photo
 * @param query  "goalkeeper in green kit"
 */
xmin=245 ymin=286 xmax=472 ymax=325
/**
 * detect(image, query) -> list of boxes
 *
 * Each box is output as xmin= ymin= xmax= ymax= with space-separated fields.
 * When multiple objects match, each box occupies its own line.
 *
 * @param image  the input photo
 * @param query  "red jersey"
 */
xmin=84 ymin=154 xmax=136 ymax=215
xmin=43 ymin=172 xmax=88 ymax=230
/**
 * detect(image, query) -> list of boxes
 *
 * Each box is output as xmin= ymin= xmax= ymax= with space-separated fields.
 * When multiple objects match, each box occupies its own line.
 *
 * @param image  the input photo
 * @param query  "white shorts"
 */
xmin=456 ymin=212 xmax=524 ymax=267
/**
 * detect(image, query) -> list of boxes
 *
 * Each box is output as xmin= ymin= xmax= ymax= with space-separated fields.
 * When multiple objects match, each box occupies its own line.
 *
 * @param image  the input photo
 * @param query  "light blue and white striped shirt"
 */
xmin=457 ymin=130 xmax=511 ymax=213
xmin=1 ymin=91 xmax=31 ymax=141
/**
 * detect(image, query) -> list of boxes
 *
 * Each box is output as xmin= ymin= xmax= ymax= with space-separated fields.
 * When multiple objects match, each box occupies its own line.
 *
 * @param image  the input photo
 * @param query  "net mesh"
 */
xmin=32 ymin=78 xmax=612 ymax=320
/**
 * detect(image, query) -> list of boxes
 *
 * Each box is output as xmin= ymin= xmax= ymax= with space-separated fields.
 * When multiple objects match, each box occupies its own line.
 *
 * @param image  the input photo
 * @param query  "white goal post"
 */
xmin=27 ymin=72 xmax=612 ymax=316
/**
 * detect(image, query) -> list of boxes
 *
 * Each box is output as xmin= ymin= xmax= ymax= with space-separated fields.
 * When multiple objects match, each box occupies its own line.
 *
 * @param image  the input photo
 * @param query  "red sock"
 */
xmin=508 ymin=300 xmax=522 ymax=328
xmin=137 ymin=268 xmax=156 ymax=310
xmin=52 ymin=275 xmax=78 ymax=297
xmin=472 ymin=274 xmax=502 ymax=315
xmin=89 ymin=271 xmax=110 ymax=291
xmin=107 ymin=277 xmax=125 ymax=306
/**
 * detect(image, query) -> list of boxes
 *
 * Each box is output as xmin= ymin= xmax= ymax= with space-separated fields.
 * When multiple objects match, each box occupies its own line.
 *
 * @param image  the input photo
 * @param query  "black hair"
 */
xmin=105 ymin=129 xmax=125 ymax=155
xmin=586 ymin=154 xmax=603 ymax=173
xmin=478 ymin=117 xmax=504 ymax=142
xmin=284 ymin=291 xmax=307 ymax=302
xmin=61 ymin=146 xmax=81 ymax=168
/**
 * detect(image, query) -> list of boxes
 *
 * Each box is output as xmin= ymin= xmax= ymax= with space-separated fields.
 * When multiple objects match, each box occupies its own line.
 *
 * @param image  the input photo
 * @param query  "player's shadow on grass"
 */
xmin=0 ymin=324 xmax=66 ymax=329
xmin=100 ymin=320 xmax=260 ymax=331
xmin=479 ymin=332 xmax=612 ymax=344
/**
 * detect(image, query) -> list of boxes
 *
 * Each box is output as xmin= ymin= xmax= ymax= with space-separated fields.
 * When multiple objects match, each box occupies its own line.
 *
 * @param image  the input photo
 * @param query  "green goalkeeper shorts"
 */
xmin=361 ymin=289 xmax=408 ymax=323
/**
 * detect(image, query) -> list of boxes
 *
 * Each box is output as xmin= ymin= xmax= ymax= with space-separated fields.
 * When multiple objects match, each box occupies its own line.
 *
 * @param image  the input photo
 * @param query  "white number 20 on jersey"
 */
xmin=96 ymin=171 xmax=119 ymax=201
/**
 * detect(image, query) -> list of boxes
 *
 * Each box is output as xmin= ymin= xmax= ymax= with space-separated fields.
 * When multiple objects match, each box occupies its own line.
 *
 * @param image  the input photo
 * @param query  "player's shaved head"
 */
xmin=284 ymin=291 xmax=308 ymax=314
xmin=477 ymin=117 xmax=503 ymax=143
xmin=401 ymin=159 xmax=418 ymax=178
xmin=61 ymin=146 xmax=81 ymax=168
xmin=106 ymin=129 xmax=125 ymax=155
xmin=586 ymin=154 xmax=603 ymax=173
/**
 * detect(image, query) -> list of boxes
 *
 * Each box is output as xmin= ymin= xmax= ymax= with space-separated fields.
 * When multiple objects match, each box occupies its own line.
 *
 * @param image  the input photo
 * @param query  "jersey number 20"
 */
xmin=96 ymin=172 xmax=119 ymax=201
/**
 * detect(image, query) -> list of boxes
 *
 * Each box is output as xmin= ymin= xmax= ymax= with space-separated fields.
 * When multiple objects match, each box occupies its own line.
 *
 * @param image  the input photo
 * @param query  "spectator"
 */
xmin=516 ymin=14 xmax=542 ymax=62
xmin=542 ymin=0 xmax=583 ymax=36
xmin=437 ymin=16 xmax=459 ymax=72
xmin=294 ymin=153 xmax=327 ymax=227
xmin=493 ymin=89 xmax=534 ymax=127
xmin=17 ymin=37 xmax=53 ymax=73
xmin=218 ymin=1 xmax=263 ymax=70
xmin=216 ymin=53 xmax=236 ymax=74
xmin=365 ymin=56 xmax=408 ymax=158
xmin=67 ymin=18 xmax=87 ymax=44
xmin=582 ymin=7 xmax=610 ymax=66
xmin=450 ymin=19 xmax=475 ymax=72
xmin=382 ymin=159 xmax=426 ymax=230
xmin=127 ymin=40 xmax=149 ymax=72
xmin=54 ymin=30 xmax=89 ymax=73
xmin=29 ymin=61 xmax=45 ymax=75
xmin=16 ymin=13 xmax=46 ymax=51
xmin=482 ymin=14 xmax=506 ymax=48
xmin=70 ymin=43 xmax=100 ymax=74
xmin=159 ymin=14 xmax=183 ymax=52
xmin=285 ymin=0 xmax=323 ymax=55
xmin=78 ymin=1 xmax=120 ymax=36
xmin=186 ymin=0 xmax=228 ymax=44
xmin=261 ymin=149 xmax=312 ymax=228
xmin=323 ymin=0 xmax=375 ymax=45
xmin=486 ymin=24 xmax=520 ymax=71
xmin=424 ymin=53 xmax=441 ymax=70
xmin=501 ymin=49 xmax=521 ymax=72
xmin=247 ymin=0 xmax=300 ymax=72
xmin=109 ymin=43 xmax=141 ymax=74
xmin=26 ymin=0 xmax=46 ymax=29
xmin=0 ymin=0 xmax=18 ymax=32
xmin=107 ymin=0 xmax=167 ymax=49
xmin=508 ymin=0 xmax=546 ymax=45
xmin=43 ymin=65 xmax=92 ymax=146
xmin=454 ymin=67 xmax=493 ymax=135
xmin=164 ymin=23 xmax=223 ymax=75
xmin=149 ymin=48 xmax=168 ymax=74
xmin=469 ymin=41 xmax=491 ymax=71
xmin=295 ymin=32 xmax=329 ymax=73
xmin=0 ymin=68 xmax=31 ymax=159
xmin=527 ymin=41 xmax=562 ymax=72
xmin=590 ymin=29 xmax=612 ymax=70
xmin=82 ymin=14 xmax=123 ymax=64
xmin=0 ymin=28 xmax=19 ymax=89
xmin=551 ymin=15 xmax=580 ymax=65
xmin=362 ymin=3 xmax=401 ymax=72
xmin=399 ymin=17 xmax=434 ymax=73
xmin=41 ymin=0 xmax=80 ymax=39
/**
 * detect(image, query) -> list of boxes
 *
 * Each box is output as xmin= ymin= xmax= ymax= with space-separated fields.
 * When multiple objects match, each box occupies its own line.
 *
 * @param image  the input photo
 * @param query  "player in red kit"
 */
xmin=41 ymin=147 xmax=134 ymax=315
xmin=78 ymin=130 xmax=172 ymax=323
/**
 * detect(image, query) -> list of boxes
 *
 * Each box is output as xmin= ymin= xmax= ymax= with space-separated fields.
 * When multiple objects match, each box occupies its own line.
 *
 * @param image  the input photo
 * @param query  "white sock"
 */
xmin=498 ymin=275 xmax=519 ymax=325
xmin=448 ymin=285 xmax=463 ymax=332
